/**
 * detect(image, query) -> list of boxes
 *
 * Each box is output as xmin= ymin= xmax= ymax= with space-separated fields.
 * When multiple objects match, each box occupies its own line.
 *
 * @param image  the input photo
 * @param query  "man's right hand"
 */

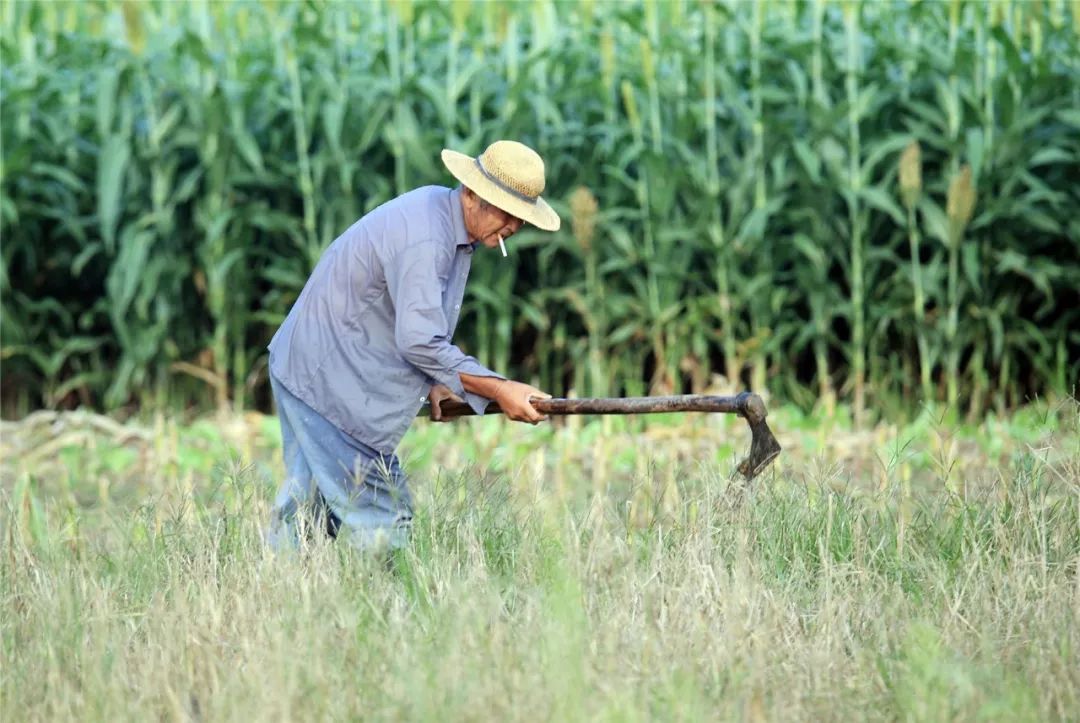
xmin=460 ymin=373 xmax=551 ymax=425
xmin=494 ymin=380 xmax=551 ymax=424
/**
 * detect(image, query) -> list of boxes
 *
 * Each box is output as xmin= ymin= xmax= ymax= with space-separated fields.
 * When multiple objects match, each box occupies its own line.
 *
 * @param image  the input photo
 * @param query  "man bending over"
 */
xmin=266 ymin=140 xmax=560 ymax=550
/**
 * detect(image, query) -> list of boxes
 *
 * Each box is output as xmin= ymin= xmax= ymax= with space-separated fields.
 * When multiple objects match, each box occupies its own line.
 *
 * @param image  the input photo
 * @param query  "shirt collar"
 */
xmin=448 ymin=186 xmax=472 ymax=250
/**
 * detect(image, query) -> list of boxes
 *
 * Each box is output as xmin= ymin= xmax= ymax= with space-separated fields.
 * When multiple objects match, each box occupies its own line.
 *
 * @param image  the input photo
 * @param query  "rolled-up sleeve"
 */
xmin=384 ymin=241 xmax=503 ymax=414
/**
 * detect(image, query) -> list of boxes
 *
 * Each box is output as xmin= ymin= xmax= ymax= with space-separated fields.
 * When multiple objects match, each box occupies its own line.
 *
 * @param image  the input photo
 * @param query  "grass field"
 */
xmin=2 ymin=401 xmax=1079 ymax=721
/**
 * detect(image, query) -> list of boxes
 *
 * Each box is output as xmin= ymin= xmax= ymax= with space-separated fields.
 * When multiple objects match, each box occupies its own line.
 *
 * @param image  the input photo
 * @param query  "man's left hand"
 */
xmin=428 ymin=384 xmax=464 ymax=422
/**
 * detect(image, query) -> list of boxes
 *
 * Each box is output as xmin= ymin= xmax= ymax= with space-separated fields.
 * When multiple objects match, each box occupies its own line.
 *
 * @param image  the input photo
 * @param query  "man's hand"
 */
xmin=428 ymin=384 xmax=464 ymax=422
xmin=494 ymin=380 xmax=551 ymax=424
xmin=459 ymin=373 xmax=551 ymax=425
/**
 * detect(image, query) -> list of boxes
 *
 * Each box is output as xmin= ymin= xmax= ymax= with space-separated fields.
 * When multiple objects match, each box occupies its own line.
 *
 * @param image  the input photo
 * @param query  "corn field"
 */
xmin=2 ymin=0 xmax=1078 ymax=421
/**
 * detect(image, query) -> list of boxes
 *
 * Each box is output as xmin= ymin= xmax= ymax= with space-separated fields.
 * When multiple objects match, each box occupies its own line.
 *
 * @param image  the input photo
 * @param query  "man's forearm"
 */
xmin=460 ymin=373 xmax=507 ymax=400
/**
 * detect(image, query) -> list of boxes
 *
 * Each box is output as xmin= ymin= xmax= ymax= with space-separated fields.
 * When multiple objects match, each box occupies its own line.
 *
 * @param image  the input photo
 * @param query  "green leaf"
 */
xmin=72 ymin=242 xmax=103 ymax=276
xmin=106 ymin=227 xmax=154 ymax=320
xmin=232 ymin=126 xmax=264 ymax=173
xmin=961 ymin=242 xmax=980 ymax=294
xmin=97 ymin=134 xmax=131 ymax=253
xmin=918 ymin=198 xmax=949 ymax=246
xmin=792 ymin=140 xmax=821 ymax=184
xmin=31 ymin=162 xmax=86 ymax=192
xmin=607 ymin=322 xmax=641 ymax=346
xmin=96 ymin=66 xmax=120 ymax=137
xmin=1027 ymin=147 xmax=1074 ymax=167
xmin=1056 ymin=109 xmax=1080 ymax=129
xmin=965 ymin=128 xmax=984 ymax=180
xmin=791 ymin=232 xmax=827 ymax=271
xmin=859 ymin=187 xmax=905 ymax=226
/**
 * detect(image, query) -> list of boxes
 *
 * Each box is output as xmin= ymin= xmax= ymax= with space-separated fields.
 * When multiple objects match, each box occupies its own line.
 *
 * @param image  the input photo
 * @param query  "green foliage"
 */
xmin=1 ymin=0 xmax=1078 ymax=419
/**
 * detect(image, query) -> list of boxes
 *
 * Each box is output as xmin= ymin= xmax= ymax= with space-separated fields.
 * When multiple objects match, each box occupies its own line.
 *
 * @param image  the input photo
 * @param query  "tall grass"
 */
xmin=1 ymin=0 xmax=1078 ymax=420
xmin=2 ymin=401 xmax=1079 ymax=720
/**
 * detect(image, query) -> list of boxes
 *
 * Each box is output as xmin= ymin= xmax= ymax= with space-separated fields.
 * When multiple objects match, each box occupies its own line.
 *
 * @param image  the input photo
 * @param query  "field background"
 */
xmin=2 ymin=0 xmax=1078 ymax=421
xmin=2 ymin=0 xmax=1080 ymax=720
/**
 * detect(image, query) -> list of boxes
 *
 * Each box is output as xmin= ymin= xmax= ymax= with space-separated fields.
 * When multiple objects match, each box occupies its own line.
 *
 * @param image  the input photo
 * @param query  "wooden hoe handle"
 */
xmin=420 ymin=392 xmax=781 ymax=480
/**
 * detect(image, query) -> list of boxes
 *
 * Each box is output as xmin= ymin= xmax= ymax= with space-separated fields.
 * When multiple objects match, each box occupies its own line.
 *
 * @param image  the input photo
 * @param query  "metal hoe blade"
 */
xmin=732 ymin=392 xmax=782 ymax=480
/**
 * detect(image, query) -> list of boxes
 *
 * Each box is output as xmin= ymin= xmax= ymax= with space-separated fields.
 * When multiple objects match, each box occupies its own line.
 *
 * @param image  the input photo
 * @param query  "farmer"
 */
xmin=265 ymin=140 xmax=560 ymax=551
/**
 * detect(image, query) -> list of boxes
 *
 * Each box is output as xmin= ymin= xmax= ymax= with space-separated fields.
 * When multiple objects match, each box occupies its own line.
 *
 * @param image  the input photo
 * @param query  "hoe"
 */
xmin=423 ymin=392 xmax=782 ymax=480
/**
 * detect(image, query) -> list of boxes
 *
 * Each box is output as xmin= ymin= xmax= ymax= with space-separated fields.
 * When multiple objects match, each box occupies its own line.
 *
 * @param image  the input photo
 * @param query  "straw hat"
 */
xmin=441 ymin=141 xmax=561 ymax=232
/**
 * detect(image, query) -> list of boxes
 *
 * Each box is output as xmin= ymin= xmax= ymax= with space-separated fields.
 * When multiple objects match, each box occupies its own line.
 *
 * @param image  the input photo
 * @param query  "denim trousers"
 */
xmin=266 ymin=374 xmax=413 ymax=551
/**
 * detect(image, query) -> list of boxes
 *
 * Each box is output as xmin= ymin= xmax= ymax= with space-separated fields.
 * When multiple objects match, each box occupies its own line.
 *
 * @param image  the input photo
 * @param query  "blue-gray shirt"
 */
xmin=268 ymin=185 xmax=502 ymax=454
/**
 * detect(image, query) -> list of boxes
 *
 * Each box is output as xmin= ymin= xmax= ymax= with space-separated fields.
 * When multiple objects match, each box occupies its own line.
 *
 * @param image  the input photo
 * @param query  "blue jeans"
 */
xmin=266 ymin=375 xmax=413 ymax=551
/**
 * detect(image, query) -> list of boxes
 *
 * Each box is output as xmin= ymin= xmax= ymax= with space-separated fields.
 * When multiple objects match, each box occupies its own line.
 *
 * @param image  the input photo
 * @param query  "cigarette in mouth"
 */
xmin=498 ymin=234 xmax=507 ymax=257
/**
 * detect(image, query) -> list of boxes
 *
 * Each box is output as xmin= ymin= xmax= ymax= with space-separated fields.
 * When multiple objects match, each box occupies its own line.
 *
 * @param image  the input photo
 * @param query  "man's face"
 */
xmin=464 ymin=190 xmax=524 ymax=249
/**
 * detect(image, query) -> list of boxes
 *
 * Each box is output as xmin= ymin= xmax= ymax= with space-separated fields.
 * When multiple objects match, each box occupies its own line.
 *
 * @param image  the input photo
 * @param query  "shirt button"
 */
xmin=454 ymin=304 xmax=460 ymax=310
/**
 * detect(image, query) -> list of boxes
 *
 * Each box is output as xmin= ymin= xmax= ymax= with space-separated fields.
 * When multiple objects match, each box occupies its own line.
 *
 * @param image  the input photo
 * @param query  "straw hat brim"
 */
xmin=441 ymin=149 xmax=561 ymax=232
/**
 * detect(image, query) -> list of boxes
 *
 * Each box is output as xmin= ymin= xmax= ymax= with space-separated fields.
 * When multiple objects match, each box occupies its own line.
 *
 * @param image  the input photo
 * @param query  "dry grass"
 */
xmin=2 ymin=400 xmax=1079 ymax=721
